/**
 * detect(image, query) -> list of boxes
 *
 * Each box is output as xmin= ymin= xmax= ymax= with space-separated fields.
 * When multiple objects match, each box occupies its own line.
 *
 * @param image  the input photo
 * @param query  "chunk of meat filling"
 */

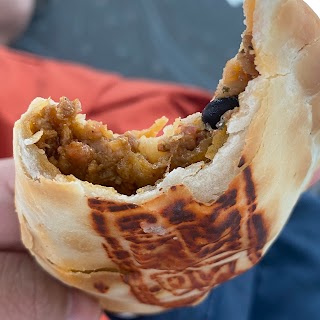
xmin=237 ymin=34 xmax=259 ymax=78
xmin=30 ymin=98 xmax=227 ymax=195
xmin=158 ymin=128 xmax=213 ymax=170
xmin=202 ymin=32 xmax=259 ymax=129
xmin=215 ymin=32 xmax=259 ymax=99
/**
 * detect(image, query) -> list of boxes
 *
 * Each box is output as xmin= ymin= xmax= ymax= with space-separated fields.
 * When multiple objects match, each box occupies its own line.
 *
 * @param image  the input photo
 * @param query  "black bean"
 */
xmin=201 ymin=96 xmax=239 ymax=129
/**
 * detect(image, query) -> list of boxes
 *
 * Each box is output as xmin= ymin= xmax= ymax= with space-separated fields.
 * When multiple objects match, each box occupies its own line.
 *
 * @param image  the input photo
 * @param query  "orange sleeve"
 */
xmin=0 ymin=46 xmax=211 ymax=158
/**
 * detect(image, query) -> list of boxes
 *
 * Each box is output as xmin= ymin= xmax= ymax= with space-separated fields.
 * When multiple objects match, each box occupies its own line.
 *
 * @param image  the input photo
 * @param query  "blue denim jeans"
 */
xmin=108 ymin=192 xmax=320 ymax=320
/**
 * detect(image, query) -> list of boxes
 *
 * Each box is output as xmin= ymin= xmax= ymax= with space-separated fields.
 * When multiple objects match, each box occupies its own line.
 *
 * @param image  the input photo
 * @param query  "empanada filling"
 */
xmin=29 ymin=33 xmax=258 ymax=196
xmin=29 ymin=99 xmax=226 ymax=195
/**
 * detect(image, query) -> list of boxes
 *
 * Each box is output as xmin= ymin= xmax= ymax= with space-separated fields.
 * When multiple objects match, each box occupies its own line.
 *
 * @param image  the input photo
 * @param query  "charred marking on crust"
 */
xmin=216 ymin=189 xmax=237 ymax=208
xmin=188 ymin=270 xmax=205 ymax=290
xmin=221 ymin=209 xmax=242 ymax=231
xmin=105 ymin=236 xmax=121 ymax=247
xmin=102 ymin=243 xmax=109 ymax=253
xmin=168 ymin=275 xmax=185 ymax=287
xmin=88 ymin=198 xmax=103 ymax=206
xmin=207 ymin=251 xmax=240 ymax=265
xmin=247 ymin=213 xmax=268 ymax=264
xmin=146 ymin=244 xmax=157 ymax=250
xmin=248 ymin=251 xmax=261 ymax=265
xmin=117 ymin=214 xmax=157 ymax=232
xmin=130 ymin=238 xmax=191 ymax=270
xmin=88 ymin=177 xmax=264 ymax=307
xmin=149 ymin=285 xmax=162 ymax=293
xmin=229 ymin=260 xmax=237 ymax=274
xmin=108 ymin=203 xmax=139 ymax=212
xmin=178 ymin=209 xmax=241 ymax=256
xmin=114 ymin=250 xmax=131 ymax=260
xmin=241 ymin=166 xmax=268 ymax=264
xmin=243 ymin=166 xmax=256 ymax=205
xmin=91 ymin=210 xmax=107 ymax=236
xmin=102 ymin=243 xmax=133 ymax=272
xmin=88 ymin=198 xmax=109 ymax=211
xmin=249 ymin=203 xmax=257 ymax=213
xmin=126 ymin=235 xmax=172 ymax=246
xmin=238 ymin=156 xmax=245 ymax=168
xmin=199 ymin=271 xmax=212 ymax=282
xmin=94 ymin=281 xmax=109 ymax=293
xmin=206 ymin=209 xmax=241 ymax=240
xmin=214 ymin=260 xmax=238 ymax=284
xmin=251 ymin=214 xmax=267 ymax=249
xmin=162 ymin=200 xmax=196 ymax=225
xmin=89 ymin=198 xmax=139 ymax=212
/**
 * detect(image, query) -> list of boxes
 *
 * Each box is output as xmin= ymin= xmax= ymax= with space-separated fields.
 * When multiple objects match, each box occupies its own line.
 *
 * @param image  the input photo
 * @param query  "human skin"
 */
xmin=0 ymin=0 xmax=36 ymax=44
xmin=311 ymin=169 xmax=320 ymax=186
xmin=0 ymin=158 xmax=105 ymax=320
xmin=0 ymin=157 xmax=319 ymax=319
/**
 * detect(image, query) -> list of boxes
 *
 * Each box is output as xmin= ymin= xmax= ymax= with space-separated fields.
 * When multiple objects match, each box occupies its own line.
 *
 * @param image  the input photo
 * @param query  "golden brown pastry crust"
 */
xmin=13 ymin=0 xmax=320 ymax=314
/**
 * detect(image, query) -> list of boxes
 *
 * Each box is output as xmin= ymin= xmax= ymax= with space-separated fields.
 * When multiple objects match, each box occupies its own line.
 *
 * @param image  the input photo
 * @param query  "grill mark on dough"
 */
xmin=88 ymin=171 xmax=267 ymax=307
xmin=243 ymin=166 xmax=256 ymax=205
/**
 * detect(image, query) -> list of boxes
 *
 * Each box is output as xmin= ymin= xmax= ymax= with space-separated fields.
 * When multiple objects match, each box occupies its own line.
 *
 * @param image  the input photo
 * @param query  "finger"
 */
xmin=68 ymin=289 xmax=104 ymax=320
xmin=0 ymin=252 xmax=102 ymax=320
xmin=0 ymin=158 xmax=24 ymax=250
xmin=310 ymin=168 xmax=320 ymax=187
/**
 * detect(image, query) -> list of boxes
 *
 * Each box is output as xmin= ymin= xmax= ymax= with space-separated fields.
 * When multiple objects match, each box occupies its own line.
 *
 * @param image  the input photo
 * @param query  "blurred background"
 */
xmin=11 ymin=0 xmax=244 ymax=90
xmin=10 ymin=0 xmax=319 ymax=195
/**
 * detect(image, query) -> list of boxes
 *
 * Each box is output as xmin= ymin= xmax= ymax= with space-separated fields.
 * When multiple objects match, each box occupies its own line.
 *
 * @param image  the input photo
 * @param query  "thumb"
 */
xmin=0 ymin=252 xmax=102 ymax=320
xmin=310 ymin=168 xmax=320 ymax=187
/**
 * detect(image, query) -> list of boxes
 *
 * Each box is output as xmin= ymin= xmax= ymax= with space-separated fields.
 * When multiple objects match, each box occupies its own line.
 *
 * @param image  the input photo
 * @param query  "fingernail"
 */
xmin=67 ymin=289 xmax=102 ymax=320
